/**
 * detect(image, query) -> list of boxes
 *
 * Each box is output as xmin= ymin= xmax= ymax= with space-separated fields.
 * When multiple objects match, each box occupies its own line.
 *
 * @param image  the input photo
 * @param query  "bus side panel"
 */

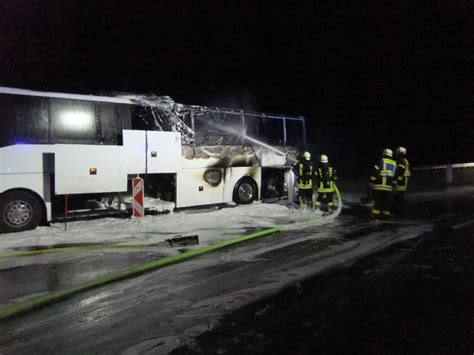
xmin=258 ymin=148 xmax=288 ymax=167
xmin=122 ymin=130 xmax=146 ymax=174
xmin=175 ymin=166 xmax=262 ymax=208
xmin=146 ymin=131 xmax=181 ymax=173
xmin=55 ymin=145 xmax=127 ymax=194
xmin=0 ymin=145 xmax=54 ymax=173
xmin=176 ymin=168 xmax=225 ymax=208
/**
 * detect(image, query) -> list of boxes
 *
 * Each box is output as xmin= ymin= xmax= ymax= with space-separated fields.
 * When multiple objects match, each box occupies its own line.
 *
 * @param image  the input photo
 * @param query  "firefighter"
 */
xmin=369 ymin=148 xmax=397 ymax=219
xmin=315 ymin=154 xmax=337 ymax=213
xmin=293 ymin=151 xmax=315 ymax=208
xmin=393 ymin=146 xmax=411 ymax=215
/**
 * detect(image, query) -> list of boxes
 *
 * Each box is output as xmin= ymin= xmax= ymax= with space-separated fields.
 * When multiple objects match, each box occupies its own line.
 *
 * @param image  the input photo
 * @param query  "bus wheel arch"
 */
xmin=233 ymin=177 xmax=258 ymax=205
xmin=0 ymin=189 xmax=45 ymax=233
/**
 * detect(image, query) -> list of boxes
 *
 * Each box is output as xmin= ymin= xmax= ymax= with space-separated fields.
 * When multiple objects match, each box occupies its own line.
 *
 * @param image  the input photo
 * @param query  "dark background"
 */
xmin=0 ymin=1 xmax=472 ymax=177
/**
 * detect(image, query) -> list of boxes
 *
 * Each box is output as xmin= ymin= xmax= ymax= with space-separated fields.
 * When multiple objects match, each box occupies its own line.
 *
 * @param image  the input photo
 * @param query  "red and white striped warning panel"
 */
xmin=132 ymin=177 xmax=144 ymax=218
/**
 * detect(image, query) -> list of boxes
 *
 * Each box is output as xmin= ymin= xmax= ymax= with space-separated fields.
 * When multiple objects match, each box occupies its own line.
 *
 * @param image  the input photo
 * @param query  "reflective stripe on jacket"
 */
xmin=295 ymin=162 xmax=314 ymax=189
xmin=370 ymin=157 xmax=396 ymax=191
xmin=317 ymin=166 xmax=337 ymax=193
xmin=396 ymin=159 xmax=410 ymax=191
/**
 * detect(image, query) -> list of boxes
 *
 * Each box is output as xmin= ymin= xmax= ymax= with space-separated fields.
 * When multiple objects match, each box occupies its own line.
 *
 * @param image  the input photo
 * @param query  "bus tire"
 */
xmin=0 ymin=191 xmax=42 ymax=233
xmin=233 ymin=178 xmax=257 ymax=205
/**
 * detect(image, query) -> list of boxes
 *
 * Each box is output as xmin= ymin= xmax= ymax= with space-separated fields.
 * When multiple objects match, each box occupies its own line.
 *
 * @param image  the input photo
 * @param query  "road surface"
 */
xmin=0 ymin=187 xmax=473 ymax=354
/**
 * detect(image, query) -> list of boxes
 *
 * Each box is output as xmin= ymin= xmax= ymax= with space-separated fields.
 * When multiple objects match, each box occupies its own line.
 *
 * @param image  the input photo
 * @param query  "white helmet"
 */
xmin=397 ymin=146 xmax=407 ymax=155
xmin=303 ymin=151 xmax=311 ymax=161
xmin=320 ymin=154 xmax=328 ymax=163
xmin=383 ymin=148 xmax=393 ymax=157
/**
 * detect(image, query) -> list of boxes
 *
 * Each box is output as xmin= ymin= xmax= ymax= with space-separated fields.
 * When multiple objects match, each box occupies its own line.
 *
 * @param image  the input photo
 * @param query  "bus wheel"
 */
xmin=0 ymin=191 xmax=42 ymax=233
xmin=233 ymin=178 xmax=257 ymax=205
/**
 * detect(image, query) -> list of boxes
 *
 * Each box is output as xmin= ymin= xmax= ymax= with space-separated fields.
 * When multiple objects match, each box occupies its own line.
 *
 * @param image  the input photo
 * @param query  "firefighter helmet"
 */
xmin=397 ymin=146 xmax=407 ymax=155
xmin=320 ymin=154 xmax=328 ymax=163
xmin=303 ymin=151 xmax=311 ymax=161
xmin=383 ymin=148 xmax=393 ymax=158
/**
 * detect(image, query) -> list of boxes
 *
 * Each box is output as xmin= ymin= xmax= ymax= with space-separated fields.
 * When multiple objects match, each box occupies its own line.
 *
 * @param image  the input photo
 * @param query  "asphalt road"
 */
xmin=174 ymin=204 xmax=474 ymax=354
xmin=0 ymin=188 xmax=473 ymax=354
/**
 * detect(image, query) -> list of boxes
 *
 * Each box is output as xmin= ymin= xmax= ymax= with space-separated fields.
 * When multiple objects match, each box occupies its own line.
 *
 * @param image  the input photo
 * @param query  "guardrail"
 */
xmin=412 ymin=162 xmax=474 ymax=186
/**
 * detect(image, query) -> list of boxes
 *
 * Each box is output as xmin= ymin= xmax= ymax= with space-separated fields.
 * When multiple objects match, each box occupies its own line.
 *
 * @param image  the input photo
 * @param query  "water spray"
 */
xmin=208 ymin=123 xmax=299 ymax=163
xmin=242 ymin=130 xmax=299 ymax=163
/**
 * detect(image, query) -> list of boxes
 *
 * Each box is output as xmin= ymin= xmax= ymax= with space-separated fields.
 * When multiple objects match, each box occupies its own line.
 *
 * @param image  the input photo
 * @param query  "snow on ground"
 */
xmin=0 ymin=201 xmax=337 ymax=252
xmin=2 ymin=184 xmax=469 ymax=253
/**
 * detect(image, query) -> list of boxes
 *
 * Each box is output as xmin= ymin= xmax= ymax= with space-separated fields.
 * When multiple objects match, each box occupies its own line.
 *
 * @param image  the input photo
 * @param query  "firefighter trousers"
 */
xmin=372 ymin=190 xmax=392 ymax=218
xmin=298 ymin=188 xmax=313 ymax=208
xmin=316 ymin=191 xmax=334 ymax=211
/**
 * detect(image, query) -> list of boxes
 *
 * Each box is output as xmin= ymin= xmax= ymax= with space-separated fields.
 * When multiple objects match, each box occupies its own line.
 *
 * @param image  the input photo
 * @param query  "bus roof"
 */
xmin=0 ymin=86 xmax=305 ymax=122
xmin=0 ymin=86 xmax=134 ymax=105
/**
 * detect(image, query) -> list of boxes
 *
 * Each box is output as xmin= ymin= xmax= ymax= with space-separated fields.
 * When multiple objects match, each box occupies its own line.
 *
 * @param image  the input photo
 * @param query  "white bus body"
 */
xmin=0 ymin=87 xmax=305 ymax=232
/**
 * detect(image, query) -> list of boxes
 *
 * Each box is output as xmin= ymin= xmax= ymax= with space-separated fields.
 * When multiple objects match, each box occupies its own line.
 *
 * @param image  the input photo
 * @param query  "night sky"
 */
xmin=0 ymin=1 xmax=472 ymax=176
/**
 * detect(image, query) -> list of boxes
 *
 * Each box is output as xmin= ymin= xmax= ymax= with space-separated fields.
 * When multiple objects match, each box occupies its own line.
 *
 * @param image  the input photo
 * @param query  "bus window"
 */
xmin=97 ymin=103 xmax=131 ymax=145
xmin=249 ymin=116 xmax=284 ymax=146
xmin=131 ymin=105 xmax=158 ymax=131
xmin=285 ymin=119 xmax=304 ymax=149
xmin=194 ymin=111 xmax=243 ymax=145
xmin=0 ymin=94 xmax=49 ymax=146
xmin=50 ymin=98 xmax=97 ymax=144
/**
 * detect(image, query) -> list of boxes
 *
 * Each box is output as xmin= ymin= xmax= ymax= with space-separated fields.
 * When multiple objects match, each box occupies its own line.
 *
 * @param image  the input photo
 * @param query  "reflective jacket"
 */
xmin=370 ymin=157 xmax=396 ymax=191
xmin=294 ymin=161 xmax=315 ymax=189
xmin=395 ymin=158 xmax=410 ymax=192
xmin=316 ymin=164 xmax=337 ymax=193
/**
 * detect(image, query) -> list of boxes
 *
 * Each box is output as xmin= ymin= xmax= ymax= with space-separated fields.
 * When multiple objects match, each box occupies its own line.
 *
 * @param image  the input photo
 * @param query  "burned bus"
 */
xmin=0 ymin=87 xmax=306 ymax=232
